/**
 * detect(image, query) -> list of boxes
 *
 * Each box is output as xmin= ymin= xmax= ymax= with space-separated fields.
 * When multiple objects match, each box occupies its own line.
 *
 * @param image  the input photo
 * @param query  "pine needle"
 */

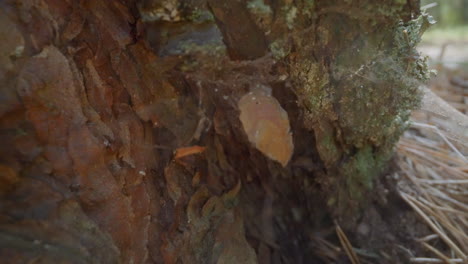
xmin=397 ymin=86 xmax=468 ymax=262
xmin=335 ymin=223 xmax=361 ymax=264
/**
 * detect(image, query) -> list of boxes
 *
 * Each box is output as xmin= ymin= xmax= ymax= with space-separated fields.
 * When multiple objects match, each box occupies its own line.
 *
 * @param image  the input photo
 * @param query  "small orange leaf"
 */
xmin=174 ymin=145 xmax=206 ymax=160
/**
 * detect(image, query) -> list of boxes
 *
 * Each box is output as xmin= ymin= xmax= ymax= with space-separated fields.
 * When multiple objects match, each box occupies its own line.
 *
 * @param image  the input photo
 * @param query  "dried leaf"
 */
xmin=238 ymin=86 xmax=294 ymax=167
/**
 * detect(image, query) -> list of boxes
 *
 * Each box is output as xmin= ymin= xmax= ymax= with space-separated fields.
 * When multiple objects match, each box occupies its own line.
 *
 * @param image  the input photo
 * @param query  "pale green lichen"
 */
xmin=339 ymin=14 xmax=434 ymax=198
xmin=269 ymin=39 xmax=291 ymax=59
xmin=291 ymin=12 xmax=434 ymax=215
xmin=343 ymin=145 xmax=382 ymax=200
xmin=285 ymin=6 xmax=298 ymax=30
xmin=335 ymin=13 xmax=435 ymax=150
xmin=345 ymin=147 xmax=374 ymax=199
xmin=187 ymin=8 xmax=215 ymax=23
xmin=291 ymin=61 xmax=331 ymax=118
xmin=247 ymin=0 xmax=272 ymax=15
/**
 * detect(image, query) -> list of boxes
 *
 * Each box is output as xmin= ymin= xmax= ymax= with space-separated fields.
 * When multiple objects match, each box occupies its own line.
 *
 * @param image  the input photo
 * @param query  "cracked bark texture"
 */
xmin=0 ymin=0 xmax=431 ymax=263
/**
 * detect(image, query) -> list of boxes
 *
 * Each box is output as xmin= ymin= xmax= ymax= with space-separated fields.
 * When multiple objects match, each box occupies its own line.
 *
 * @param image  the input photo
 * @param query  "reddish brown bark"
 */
xmin=0 ymin=0 xmax=429 ymax=263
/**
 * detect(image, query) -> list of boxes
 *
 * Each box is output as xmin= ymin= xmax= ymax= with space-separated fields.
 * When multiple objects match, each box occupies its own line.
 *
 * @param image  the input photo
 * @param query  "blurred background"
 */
xmin=420 ymin=0 xmax=468 ymax=68
xmin=418 ymin=0 xmax=468 ymax=114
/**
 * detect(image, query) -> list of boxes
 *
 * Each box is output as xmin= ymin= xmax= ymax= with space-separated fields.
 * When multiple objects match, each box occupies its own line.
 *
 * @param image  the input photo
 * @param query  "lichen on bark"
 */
xmin=289 ymin=7 xmax=435 ymax=219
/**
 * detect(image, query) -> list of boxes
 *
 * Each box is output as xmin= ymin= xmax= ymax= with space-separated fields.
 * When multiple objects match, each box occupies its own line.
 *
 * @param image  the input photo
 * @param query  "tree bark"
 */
xmin=0 ymin=0 xmax=432 ymax=263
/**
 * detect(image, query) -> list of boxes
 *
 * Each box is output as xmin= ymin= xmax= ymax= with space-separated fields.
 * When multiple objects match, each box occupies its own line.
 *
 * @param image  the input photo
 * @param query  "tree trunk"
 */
xmin=0 ymin=0 xmax=432 ymax=263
